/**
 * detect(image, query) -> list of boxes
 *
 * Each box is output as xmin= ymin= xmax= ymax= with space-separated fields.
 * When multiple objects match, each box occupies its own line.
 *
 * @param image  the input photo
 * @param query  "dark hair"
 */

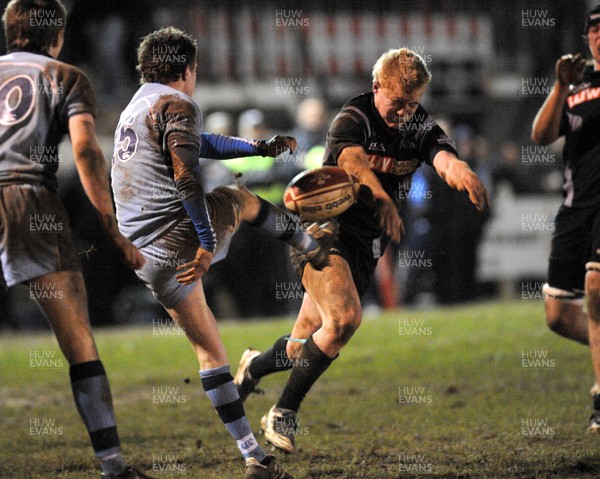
xmin=2 ymin=0 xmax=66 ymax=52
xmin=585 ymin=4 xmax=600 ymax=33
xmin=137 ymin=27 xmax=197 ymax=84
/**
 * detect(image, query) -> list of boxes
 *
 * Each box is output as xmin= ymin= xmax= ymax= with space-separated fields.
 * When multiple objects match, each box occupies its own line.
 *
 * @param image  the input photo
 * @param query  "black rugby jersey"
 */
xmin=0 ymin=50 xmax=96 ymax=191
xmin=323 ymin=91 xmax=457 ymax=256
xmin=559 ymin=67 xmax=600 ymax=207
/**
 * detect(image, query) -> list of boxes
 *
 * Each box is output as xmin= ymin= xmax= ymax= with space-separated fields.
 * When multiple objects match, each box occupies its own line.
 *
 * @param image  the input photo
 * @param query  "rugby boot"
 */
xmin=101 ymin=467 xmax=156 ymax=478
xmin=244 ymin=455 xmax=293 ymax=479
xmin=234 ymin=347 xmax=264 ymax=402
xmin=304 ymin=220 xmax=337 ymax=270
xmin=260 ymin=405 xmax=297 ymax=453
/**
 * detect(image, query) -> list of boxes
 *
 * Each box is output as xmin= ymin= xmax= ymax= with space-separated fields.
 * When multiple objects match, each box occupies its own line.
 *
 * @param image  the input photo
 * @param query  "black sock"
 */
xmin=248 ymin=335 xmax=293 ymax=379
xmin=247 ymin=197 xmax=316 ymax=252
xmin=70 ymin=360 xmax=127 ymax=476
xmin=594 ymin=394 xmax=600 ymax=410
xmin=277 ymin=336 xmax=335 ymax=412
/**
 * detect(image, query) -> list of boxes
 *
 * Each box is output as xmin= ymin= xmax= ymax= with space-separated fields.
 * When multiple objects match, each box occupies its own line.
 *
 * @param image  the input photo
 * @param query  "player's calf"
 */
xmin=586 ymin=265 xmax=600 ymax=321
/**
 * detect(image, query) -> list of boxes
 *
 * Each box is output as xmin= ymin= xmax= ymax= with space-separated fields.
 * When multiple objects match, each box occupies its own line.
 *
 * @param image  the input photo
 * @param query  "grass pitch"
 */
xmin=2 ymin=301 xmax=600 ymax=478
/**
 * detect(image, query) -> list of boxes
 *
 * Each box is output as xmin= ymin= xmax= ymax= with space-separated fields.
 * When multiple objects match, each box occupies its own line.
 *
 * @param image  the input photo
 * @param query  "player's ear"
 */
xmin=53 ymin=29 xmax=64 ymax=48
xmin=372 ymin=81 xmax=380 ymax=94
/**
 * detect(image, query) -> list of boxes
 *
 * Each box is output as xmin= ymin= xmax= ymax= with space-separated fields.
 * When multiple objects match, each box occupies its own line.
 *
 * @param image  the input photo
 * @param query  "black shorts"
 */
xmin=548 ymin=202 xmax=600 ymax=295
xmin=290 ymin=227 xmax=382 ymax=299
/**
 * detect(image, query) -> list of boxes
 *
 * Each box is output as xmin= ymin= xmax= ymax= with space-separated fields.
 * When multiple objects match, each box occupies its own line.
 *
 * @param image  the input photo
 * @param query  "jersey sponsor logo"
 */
xmin=367 ymin=154 xmax=419 ymax=176
xmin=567 ymin=86 xmax=600 ymax=109
xmin=0 ymin=75 xmax=36 ymax=126
xmin=368 ymin=140 xmax=385 ymax=152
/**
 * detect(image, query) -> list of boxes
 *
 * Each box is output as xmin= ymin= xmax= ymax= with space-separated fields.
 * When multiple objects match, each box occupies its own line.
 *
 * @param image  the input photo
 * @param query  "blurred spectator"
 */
xmin=289 ymin=98 xmax=329 ymax=151
xmin=402 ymin=122 xmax=491 ymax=305
xmin=293 ymin=98 xmax=329 ymax=170
xmin=492 ymin=141 xmax=533 ymax=194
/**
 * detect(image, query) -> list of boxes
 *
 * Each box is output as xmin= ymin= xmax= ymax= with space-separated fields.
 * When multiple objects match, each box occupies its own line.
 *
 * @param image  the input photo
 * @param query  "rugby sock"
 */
xmin=248 ymin=196 xmax=317 ymax=252
xmin=594 ymin=393 xmax=600 ymax=411
xmin=277 ymin=336 xmax=335 ymax=412
xmin=200 ymin=365 xmax=266 ymax=462
xmin=248 ymin=335 xmax=294 ymax=379
xmin=69 ymin=360 xmax=127 ymax=476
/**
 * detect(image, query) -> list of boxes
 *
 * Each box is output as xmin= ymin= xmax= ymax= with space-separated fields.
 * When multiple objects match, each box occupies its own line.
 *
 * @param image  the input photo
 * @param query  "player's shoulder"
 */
xmin=333 ymin=92 xmax=373 ymax=127
xmin=1 ymin=51 xmax=86 ymax=78
xmin=341 ymin=91 xmax=373 ymax=112
xmin=139 ymin=83 xmax=199 ymax=118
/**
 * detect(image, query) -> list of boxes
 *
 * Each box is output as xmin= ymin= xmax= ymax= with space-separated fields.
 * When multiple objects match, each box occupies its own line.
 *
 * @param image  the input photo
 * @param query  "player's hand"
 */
xmin=374 ymin=194 xmax=404 ymax=244
xmin=175 ymin=247 xmax=214 ymax=284
xmin=112 ymin=234 xmax=146 ymax=270
xmin=261 ymin=135 xmax=298 ymax=156
xmin=452 ymin=167 xmax=490 ymax=212
xmin=556 ymin=53 xmax=586 ymax=87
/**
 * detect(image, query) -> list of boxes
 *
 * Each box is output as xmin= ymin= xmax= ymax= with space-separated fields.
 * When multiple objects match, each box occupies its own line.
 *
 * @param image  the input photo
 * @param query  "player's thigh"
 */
xmin=584 ymin=207 xmax=600 ymax=315
xmin=164 ymin=279 xmax=227 ymax=366
xmin=205 ymin=185 xmax=254 ymax=262
xmin=33 ymin=270 xmax=98 ymax=364
xmin=207 ymin=184 xmax=259 ymax=224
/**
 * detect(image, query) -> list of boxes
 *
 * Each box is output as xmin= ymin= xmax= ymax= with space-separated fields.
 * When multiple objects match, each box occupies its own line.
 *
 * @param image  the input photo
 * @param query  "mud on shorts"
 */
xmin=135 ymin=186 xmax=244 ymax=309
xmin=290 ymin=226 xmax=380 ymax=299
xmin=547 ymin=202 xmax=600 ymax=298
xmin=0 ymin=184 xmax=80 ymax=291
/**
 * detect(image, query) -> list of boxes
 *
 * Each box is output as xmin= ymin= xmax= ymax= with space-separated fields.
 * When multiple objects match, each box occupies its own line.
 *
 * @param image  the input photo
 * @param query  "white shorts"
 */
xmin=135 ymin=187 xmax=242 ymax=308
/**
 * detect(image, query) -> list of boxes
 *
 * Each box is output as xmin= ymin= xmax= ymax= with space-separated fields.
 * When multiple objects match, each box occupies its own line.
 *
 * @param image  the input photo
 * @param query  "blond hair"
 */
xmin=372 ymin=48 xmax=431 ymax=92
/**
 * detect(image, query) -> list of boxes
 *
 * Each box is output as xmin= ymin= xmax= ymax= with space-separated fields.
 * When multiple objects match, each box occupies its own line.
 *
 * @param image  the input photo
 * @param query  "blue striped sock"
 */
xmin=200 ymin=365 xmax=266 ymax=462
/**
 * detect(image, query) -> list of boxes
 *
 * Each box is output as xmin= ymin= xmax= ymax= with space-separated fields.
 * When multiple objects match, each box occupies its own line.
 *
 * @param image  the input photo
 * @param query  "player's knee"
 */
xmin=543 ymin=283 xmax=583 ymax=331
xmin=586 ymin=267 xmax=600 ymax=320
xmin=327 ymin=301 xmax=362 ymax=346
xmin=544 ymin=307 xmax=565 ymax=333
xmin=223 ymin=184 xmax=260 ymax=220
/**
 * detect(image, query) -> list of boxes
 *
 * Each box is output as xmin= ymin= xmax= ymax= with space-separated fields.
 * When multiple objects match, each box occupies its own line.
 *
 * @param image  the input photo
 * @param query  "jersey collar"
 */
xmin=9 ymin=46 xmax=53 ymax=58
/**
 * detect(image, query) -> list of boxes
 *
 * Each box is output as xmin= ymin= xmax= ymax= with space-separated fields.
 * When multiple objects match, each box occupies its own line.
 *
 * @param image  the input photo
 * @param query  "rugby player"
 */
xmin=0 ymin=1 xmax=153 ymax=477
xmin=235 ymin=48 xmax=490 ymax=453
xmin=531 ymin=4 xmax=600 ymax=432
xmin=111 ymin=27 xmax=335 ymax=479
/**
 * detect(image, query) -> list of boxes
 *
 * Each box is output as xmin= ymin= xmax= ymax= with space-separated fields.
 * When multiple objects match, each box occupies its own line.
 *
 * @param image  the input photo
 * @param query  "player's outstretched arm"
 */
xmin=338 ymin=146 xmax=403 ymax=243
xmin=199 ymin=133 xmax=297 ymax=159
xmin=531 ymin=53 xmax=586 ymax=145
xmin=69 ymin=113 xmax=145 ymax=269
xmin=433 ymin=150 xmax=490 ymax=212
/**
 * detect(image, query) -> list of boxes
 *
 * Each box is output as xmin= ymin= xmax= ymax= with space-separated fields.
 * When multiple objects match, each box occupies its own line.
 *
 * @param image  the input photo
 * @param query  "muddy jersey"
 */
xmin=112 ymin=83 xmax=202 ymax=248
xmin=323 ymin=91 xmax=457 ymax=256
xmin=559 ymin=67 xmax=600 ymax=207
xmin=0 ymin=50 xmax=96 ymax=191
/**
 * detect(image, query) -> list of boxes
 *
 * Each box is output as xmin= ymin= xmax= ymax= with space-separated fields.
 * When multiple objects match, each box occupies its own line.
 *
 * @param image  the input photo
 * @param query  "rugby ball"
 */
xmin=283 ymin=166 xmax=360 ymax=221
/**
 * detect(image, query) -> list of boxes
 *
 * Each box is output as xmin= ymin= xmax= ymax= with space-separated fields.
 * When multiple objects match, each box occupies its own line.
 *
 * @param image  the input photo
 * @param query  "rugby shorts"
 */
xmin=548 ymin=202 xmax=600 ymax=296
xmin=290 ymin=226 xmax=381 ymax=298
xmin=135 ymin=186 xmax=242 ymax=308
xmin=0 ymin=183 xmax=80 ymax=289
